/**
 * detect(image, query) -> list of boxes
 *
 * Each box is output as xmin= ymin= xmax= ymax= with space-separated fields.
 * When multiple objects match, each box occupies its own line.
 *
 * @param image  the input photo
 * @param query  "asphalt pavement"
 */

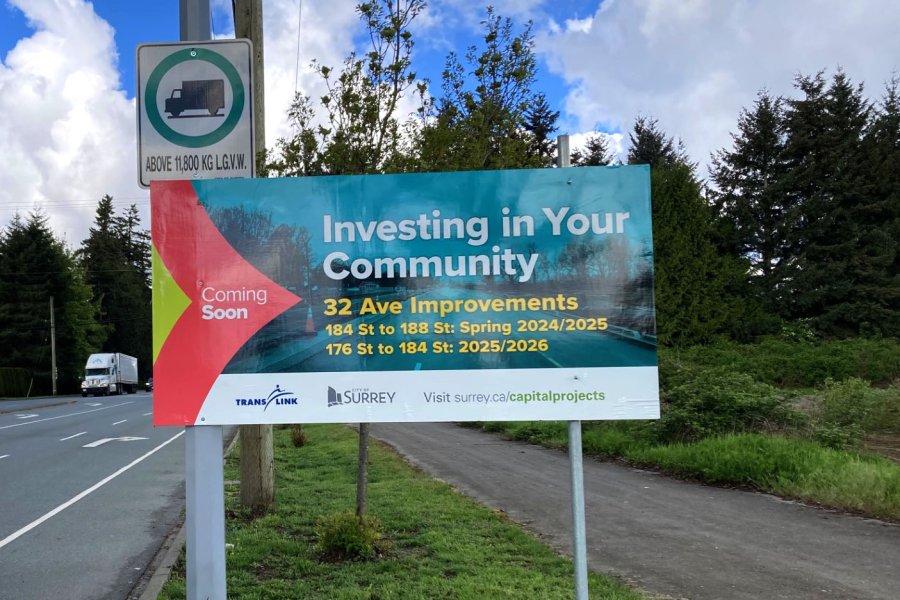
xmin=0 ymin=394 xmax=185 ymax=600
xmin=371 ymin=422 xmax=900 ymax=600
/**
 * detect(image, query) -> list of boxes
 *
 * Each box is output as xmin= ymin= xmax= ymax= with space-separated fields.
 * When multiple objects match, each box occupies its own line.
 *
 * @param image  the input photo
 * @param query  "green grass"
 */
xmin=481 ymin=421 xmax=900 ymax=522
xmin=158 ymin=424 xmax=646 ymax=600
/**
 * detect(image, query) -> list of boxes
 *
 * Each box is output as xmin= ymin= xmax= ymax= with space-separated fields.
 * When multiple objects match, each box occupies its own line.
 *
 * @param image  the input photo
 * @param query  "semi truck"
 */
xmin=80 ymin=353 xmax=138 ymax=397
xmin=164 ymin=79 xmax=225 ymax=118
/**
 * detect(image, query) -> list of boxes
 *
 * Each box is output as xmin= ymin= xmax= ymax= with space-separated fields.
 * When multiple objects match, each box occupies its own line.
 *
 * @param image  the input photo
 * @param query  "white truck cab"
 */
xmin=81 ymin=353 xmax=138 ymax=396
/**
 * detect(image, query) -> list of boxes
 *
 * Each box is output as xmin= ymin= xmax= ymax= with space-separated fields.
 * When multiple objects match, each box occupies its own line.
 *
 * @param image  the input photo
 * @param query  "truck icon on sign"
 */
xmin=165 ymin=79 xmax=225 ymax=118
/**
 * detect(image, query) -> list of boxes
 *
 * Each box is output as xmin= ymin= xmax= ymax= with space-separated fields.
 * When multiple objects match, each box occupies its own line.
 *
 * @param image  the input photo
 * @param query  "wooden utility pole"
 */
xmin=50 ymin=296 xmax=57 ymax=396
xmin=233 ymin=0 xmax=275 ymax=513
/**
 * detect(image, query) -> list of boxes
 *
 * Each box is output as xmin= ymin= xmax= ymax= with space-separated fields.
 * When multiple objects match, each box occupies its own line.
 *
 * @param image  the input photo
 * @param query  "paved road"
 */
xmin=371 ymin=422 xmax=900 ymax=600
xmin=0 ymin=394 xmax=185 ymax=600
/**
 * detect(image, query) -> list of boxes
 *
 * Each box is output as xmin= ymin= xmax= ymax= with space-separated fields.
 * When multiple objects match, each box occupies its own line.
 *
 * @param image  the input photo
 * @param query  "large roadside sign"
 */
xmin=136 ymin=40 xmax=254 ymax=188
xmin=150 ymin=167 xmax=659 ymax=426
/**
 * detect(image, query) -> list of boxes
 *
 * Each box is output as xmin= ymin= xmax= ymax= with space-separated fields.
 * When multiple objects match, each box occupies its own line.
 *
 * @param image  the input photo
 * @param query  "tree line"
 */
xmin=1 ymin=2 xmax=897 ymax=394
xmin=0 ymin=196 xmax=151 ymax=394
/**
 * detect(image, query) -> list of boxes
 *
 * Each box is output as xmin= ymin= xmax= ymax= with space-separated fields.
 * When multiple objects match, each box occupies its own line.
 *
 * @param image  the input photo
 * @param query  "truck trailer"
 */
xmin=164 ymin=79 xmax=225 ymax=117
xmin=81 ymin=353 xmax=138 ymax=396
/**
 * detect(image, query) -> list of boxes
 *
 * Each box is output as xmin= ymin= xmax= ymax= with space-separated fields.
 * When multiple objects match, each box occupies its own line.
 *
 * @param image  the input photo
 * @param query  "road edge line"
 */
xmin=0 ymin=399 xmax=77 ymax=415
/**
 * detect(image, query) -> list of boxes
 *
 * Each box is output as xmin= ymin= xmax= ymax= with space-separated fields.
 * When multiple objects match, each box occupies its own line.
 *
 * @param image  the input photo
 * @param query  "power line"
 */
xmin=0 ymin=268 xmax=146 ymax=276
xmin=0 ymin=198 xmax=150 ymax=209
xmin=294 ymin=0 xmax=303 ymax=95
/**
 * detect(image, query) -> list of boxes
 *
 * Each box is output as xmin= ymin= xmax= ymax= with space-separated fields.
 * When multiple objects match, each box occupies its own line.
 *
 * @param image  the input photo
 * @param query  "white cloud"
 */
xmin=538 ymin=0 xmax=900 ymax=176
xmin=258 ymin=0 xmax=359 ymax=146
xmin=0 ymin=0 xmax=139 ymax=246
xmin=0 ymin=0 xmax=367 ymax=245
xmin=566 ymin=130 xmax=626 ymax=163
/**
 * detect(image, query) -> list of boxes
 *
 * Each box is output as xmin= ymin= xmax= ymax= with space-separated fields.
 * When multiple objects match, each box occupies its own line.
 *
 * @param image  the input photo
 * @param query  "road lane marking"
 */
xmin=0 ymin=455 xmax=9 ymax=460
xmin=15 ymin=414 xmax=38 ymax=419
xmin=143 ymin=412 xmax=152 ymax=416
xmin=59 ymin=432 xmax=87 ymax=441
xmin=83 ymin=436 xmax=148 ymax=448
xmin=0 ymin=430 xmax=184 ymax=551
xmin=86 ymin=403 xmax=103 ymax=407
xmin=112 ymin=419 xmax=127 ymax=425
xmin=0 ymin=402 xmax=133 ymax=431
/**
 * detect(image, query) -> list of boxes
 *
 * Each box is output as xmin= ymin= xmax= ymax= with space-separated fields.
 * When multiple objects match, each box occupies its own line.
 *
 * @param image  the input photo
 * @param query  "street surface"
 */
xmin=372 ymin=422 xmax=900 ymax=600
xmin=0 ymin=393 xmax=184 ymax=600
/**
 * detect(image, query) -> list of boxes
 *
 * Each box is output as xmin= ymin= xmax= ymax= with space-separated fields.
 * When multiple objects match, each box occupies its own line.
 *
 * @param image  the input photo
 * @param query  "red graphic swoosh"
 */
xmin=152 ymin=180 xmax=301 ymax=425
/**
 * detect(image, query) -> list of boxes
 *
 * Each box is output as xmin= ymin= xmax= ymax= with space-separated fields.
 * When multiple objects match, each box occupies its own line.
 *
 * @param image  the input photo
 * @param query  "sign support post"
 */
xmin=178 ymin=2 xmax=227 ymax=599
xmin=185 ymin=423 xmax=226 ymax=599
xmin=558 ymin=134 xmax=589 ymax=600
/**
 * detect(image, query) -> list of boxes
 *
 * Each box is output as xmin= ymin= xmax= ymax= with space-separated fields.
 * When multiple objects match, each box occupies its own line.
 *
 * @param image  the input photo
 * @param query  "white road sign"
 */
xmin=136 ymin=40 xmax=254 ymax=188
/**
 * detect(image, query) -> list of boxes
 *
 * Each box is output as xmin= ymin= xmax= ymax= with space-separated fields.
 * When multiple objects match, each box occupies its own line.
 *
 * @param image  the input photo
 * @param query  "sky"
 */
xmin=1 ymin=0 xmax=899 ymax=245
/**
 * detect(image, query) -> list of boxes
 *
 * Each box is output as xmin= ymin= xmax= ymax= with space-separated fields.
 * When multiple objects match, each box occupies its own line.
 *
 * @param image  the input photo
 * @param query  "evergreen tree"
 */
xmin=0 ymin=213 xmax=103 ymax=393
xmin=627 ymin=117 xmax=690 ymax=170
xmin=649 ymin=164 xmax=759 ymax=344
xmin=79 ymin=196 xmax=152 ymax=380
xmin=572 ymin=132 xmax=614 ymax=166
xmin=626 ymin=119 xmax=768 ymax=343
xmin=856 ymin=78 xmax=900 ymax=336
xmin=710 ymin=92 xmax=790 ymax=309
xmin=524 ymin=93 xmax=559 ymax=166
xmin=782 ymin=71 xmax=871 ymax=335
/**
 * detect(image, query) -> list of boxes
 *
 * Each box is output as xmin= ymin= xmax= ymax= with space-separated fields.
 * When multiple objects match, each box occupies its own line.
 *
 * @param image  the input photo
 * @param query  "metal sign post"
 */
xmin=178 ymin=2 xmax=226 ymax=599
xmin=558 ymin=134 xmax=590 ymax=600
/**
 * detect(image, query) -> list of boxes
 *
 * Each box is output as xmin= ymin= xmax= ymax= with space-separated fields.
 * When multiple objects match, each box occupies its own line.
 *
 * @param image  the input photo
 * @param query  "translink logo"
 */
xmin=234 ymin=385 xmax=299 ymax=410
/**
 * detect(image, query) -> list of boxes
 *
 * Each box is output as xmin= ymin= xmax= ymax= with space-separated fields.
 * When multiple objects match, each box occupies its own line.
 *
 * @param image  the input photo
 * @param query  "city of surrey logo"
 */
xmin=327 ymin=386 xmax=396 ymax=407
xmin=327 ymin=386 xmax=343 ymax=407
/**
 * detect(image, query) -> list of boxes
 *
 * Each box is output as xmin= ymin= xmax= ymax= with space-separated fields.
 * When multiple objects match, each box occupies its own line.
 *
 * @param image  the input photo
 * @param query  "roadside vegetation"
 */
xmin=157 ymin=425 xmax=646 ymax=600
xmin=477 ymin=336 xmax=900 ymax=522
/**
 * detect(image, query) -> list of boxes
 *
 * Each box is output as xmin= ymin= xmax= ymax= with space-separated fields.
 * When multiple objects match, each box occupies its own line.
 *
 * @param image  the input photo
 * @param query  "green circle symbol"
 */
xmin=145 ymin=47 xmax=245 ymax=148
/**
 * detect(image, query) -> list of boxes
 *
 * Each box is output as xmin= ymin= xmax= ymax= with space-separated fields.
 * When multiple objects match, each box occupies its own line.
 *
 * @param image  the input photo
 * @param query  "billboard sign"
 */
xmin=136 ymin=40 xmax=254 ymax=188
xmin=151 ymin=167 xmax=659 ymax=426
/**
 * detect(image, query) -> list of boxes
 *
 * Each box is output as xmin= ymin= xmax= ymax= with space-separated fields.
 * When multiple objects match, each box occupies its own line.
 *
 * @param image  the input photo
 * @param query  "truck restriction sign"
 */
xmin=136 ymin=40 xmax=254 ymax=188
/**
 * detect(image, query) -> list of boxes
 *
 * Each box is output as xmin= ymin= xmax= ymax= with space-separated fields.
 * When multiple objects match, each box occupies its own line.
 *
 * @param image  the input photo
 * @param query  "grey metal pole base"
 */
xmin=186 ymin=425 xmax=226 ymax=600
xmin=569 ymin=420 xmax=589 ymax=599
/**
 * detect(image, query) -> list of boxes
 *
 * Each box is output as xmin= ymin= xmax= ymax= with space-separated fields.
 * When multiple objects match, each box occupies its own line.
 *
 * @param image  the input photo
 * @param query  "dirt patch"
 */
xmin=865 ymin=433 xmax=900 ymax=464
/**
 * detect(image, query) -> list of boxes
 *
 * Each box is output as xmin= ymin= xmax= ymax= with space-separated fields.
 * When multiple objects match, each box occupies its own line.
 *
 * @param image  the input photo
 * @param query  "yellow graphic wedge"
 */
xmin=152 ymin=244 xmax=192 ymax=364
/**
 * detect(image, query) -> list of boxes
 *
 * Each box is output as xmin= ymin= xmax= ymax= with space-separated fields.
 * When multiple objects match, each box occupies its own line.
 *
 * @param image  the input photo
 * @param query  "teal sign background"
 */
xmin=189 ymin=166 xmax=657 ymax=374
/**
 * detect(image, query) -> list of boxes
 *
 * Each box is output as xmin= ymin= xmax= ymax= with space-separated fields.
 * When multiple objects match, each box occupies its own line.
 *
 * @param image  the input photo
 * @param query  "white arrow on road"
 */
xmin=82 ymin=437 xmax=148 ymax=448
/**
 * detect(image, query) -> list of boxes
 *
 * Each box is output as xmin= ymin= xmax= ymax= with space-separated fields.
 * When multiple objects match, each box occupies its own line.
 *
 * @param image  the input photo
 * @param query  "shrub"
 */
xmin=656 ymin=368 xmax=793 ymax=442
xmin=290 ymin=424 xmax=308 ymax=447
xmin=821 ymin=378 xmax=874 ymax=430
xmin=866 ymin=386 xmax=900 ymax=433
xmin=672 ymin=337 xmax=900 ymax=387
xmin=814 ymin=378 xmax=880 ymax=449
xmin=314 ymin=512 xmax=385 ymax=561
